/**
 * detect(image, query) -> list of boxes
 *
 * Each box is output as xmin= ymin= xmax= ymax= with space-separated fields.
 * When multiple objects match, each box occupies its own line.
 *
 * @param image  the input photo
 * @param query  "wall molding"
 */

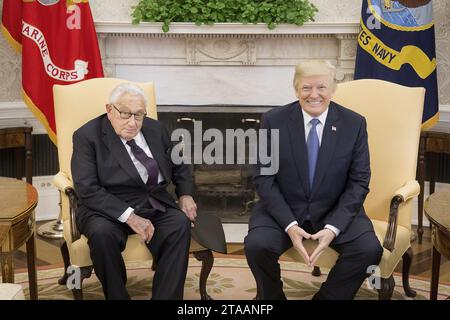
xmin=438 ymin=105 xmax=450 ymax=123
xmin=0 ymin=101 xmax=46 ymax=134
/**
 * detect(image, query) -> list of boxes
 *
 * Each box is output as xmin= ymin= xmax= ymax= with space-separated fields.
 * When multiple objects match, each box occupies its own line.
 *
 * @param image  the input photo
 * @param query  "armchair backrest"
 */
xmin=53 ymin=78 xmax=157 ymax=220
xmin=332 ymin=79 xmax=425 ymax=229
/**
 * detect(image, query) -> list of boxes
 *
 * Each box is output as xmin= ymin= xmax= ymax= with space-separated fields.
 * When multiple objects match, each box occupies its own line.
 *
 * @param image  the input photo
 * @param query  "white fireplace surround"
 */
xmin=100 ymin=22 xmax=359 ymax=107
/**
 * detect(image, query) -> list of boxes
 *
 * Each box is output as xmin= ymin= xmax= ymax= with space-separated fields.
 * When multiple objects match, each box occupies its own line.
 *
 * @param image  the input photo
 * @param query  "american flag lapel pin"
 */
xmin=332 ymin=126 xmax=337 ymax=132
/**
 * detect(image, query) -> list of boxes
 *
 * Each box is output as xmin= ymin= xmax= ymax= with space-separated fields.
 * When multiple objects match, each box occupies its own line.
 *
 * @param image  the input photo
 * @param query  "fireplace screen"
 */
xmin=159 ymin=108 xmax=264 ymax=223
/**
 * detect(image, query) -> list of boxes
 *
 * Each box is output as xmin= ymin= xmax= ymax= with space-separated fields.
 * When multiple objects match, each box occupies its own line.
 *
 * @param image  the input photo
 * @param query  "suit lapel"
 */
xmin=141 ymin=120 xmax=171 ymax=183
xmin=101 ymin=117 xmax=145 ymax=186
xmin=287 ymin=102 xmax=310 ymax=195
xmin=310 ymin=102 xmax=340 ymax=199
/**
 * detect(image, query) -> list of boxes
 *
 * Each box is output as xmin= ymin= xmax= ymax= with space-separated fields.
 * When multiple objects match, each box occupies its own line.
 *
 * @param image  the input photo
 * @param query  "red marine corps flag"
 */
xmin=1 ymin=0 xmax=103 ymax=144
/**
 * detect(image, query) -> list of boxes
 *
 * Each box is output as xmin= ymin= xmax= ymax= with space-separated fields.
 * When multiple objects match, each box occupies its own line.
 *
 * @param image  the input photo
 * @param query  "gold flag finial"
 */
xmin=66 ymin=0 xmax=89 ymax=7
xmin=384 ymin=0 xmax=392 ymax=9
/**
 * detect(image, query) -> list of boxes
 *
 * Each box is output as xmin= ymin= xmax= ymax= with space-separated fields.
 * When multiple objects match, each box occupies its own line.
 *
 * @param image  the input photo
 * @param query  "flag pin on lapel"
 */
xmin=332 ymin=126 xmax=337 ymax=131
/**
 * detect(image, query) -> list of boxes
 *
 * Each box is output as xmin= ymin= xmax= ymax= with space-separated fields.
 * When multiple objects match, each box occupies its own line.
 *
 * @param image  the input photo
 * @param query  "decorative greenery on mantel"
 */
xmin=131 ymin=0 xmax=318 ymax=32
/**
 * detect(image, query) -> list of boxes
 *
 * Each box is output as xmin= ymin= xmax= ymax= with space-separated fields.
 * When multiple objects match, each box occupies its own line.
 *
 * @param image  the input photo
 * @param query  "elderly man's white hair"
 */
xmin=109 ymin=83 xmax=148 ymax=107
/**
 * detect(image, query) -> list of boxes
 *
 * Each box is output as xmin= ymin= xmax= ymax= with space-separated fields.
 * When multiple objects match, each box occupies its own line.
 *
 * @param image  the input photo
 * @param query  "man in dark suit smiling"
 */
xmin=71 ymin=83 xmax=222 ymax=300
xmin=245 ymin=60 xmax=383 ymax=300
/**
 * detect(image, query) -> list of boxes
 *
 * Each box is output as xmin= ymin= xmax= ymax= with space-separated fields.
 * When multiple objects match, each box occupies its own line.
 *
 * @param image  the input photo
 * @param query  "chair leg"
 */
xmin=221 ymin=197 xmax=227 ymax=213
xmin=71 ymin=266 xmax=94 ymax=300
xmin=72 ymin=288 xmax=83 ymax=300
xmin=193 ymin=250 xmax=214 ymax=300
xmin=402 ymin=247 xmax=417 ymax=297
xmin=430 ymin=246 xmax=441 ymax=300
xmin=58 ymin=241 xmax=71 ymax=285
xmin=377 ymin=275 xmax=395 ymax=300
xmin=312 ymin=266 xmax=322 ymax=277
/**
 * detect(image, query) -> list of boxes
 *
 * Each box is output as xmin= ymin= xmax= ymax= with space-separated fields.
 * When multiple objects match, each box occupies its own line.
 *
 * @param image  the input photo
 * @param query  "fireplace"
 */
xmin=158 ymin=105 xmax=269 ymax=222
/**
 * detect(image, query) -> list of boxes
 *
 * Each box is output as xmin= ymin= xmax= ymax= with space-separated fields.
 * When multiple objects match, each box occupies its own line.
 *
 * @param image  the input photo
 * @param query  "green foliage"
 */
xmin=131 ymin=0 xmax=318 ymax=32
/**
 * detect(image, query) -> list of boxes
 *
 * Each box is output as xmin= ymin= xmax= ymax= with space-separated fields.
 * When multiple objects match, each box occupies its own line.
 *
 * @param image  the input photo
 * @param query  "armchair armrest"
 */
xmin=53 ymin=171 xmax=74 ymax=191
xmin=393 ymin=180 xmax=420 ymax=202
xmin=53 ymin=171 xmax=81 ymax=242
xmin=383 ymin=180 xmax=420 ymax=252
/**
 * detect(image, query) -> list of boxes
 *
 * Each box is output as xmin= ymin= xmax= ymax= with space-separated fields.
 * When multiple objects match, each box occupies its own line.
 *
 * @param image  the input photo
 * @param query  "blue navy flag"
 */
xmin=354 ymin=0 xmax=438 ymax=129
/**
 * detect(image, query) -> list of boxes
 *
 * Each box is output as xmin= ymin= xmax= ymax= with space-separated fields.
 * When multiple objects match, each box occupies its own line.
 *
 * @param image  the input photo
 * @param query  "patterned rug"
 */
xmin=11 ymin=257 xmax=450 ymax=300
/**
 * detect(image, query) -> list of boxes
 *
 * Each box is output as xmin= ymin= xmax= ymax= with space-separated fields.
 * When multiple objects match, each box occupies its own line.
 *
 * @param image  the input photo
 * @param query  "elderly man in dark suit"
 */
xmin=71 ymin=83 xmax=224 ymax=300
xmin=244 ymin=60 xmax=383 ymax=300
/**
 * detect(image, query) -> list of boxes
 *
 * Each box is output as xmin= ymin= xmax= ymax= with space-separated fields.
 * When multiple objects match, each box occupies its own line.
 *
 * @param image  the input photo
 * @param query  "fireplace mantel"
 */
xmin=95 ymin=21 xmax=360 ymax=35
xmin=96 ymin=21 xmax=360 ymax=106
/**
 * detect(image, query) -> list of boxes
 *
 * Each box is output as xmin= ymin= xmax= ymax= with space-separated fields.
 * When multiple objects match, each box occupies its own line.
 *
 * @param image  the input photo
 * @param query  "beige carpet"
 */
xmin=9 ymin=257 xmax=450 ymax=300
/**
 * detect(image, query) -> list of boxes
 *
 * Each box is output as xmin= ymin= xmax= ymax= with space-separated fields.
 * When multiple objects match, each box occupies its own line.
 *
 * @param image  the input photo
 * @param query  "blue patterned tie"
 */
xmin=126 ymin=139 xmax=165 ymax=212
xmin=307 ymin=119 xmax=320 ymax=188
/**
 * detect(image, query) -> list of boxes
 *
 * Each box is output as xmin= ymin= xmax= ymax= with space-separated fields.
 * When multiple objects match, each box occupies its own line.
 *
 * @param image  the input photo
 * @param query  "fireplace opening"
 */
xmin=158 ymin=105 xmax=270 ymax=223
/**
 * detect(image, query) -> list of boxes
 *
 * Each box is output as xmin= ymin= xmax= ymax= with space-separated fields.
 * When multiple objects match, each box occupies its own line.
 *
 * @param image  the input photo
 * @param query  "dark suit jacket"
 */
xmin=71 ymin=114 xmax=226 ymax=253
xmin=250 ymin=101 xmax=374 ymax=244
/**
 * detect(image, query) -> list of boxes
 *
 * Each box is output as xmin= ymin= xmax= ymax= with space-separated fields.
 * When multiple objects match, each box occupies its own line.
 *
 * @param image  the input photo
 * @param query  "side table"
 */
xmin=417 ymin=126 xmax=450 ymax=244
xmin=424 ymin=191 xmax=450 ymax=300
xmin=0 ymin=177 xmax=38 ymax=300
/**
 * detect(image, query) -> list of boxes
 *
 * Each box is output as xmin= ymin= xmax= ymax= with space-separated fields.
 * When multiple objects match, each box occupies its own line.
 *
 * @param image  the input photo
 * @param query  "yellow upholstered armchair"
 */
xmin=282 ymin=79 xmax=425 ymax=300
xmin=53 ymin=78 xmax=214 ymax=300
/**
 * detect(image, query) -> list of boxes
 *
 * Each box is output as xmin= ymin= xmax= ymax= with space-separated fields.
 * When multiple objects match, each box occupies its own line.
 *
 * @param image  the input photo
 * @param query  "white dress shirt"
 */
xmin=284 ymin=107 xmax=340 ymax=237
xmin=117 ymin=131 xmax=164 ymax=222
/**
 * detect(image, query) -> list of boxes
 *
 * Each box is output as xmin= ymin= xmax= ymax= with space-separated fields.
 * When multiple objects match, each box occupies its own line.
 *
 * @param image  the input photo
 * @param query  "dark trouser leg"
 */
xmin=145 ymin=208 xmax=191 ymax=300
xmin=244 ymin=226 xmax=291 ymax=300
xmin=314 ymin=231 xmax=383 ymax=300
xmin=82 ymin=214 xmax=129 ymax=300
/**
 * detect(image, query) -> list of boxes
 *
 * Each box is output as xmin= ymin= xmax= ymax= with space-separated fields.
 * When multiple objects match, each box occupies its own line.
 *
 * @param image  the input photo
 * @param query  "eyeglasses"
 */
xmin=111 ymin=104 xmax=147 ymax=121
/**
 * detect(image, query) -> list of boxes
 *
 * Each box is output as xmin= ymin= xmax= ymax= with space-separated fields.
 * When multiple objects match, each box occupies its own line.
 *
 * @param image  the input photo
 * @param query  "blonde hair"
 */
xmin=293 ymin=60 xmax=337 ymax=92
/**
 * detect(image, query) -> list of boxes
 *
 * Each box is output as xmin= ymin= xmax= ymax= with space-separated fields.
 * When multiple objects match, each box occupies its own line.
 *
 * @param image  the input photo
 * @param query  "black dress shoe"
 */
xmin=312 ymin=290 xmax=328 ymax=300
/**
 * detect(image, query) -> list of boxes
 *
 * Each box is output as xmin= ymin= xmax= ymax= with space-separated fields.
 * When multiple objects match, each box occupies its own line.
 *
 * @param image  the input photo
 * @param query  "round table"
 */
xmin=424 ymin=191 xmax=450 ymax=300
xmin=0 ymin=177 xmax=38 ymax=300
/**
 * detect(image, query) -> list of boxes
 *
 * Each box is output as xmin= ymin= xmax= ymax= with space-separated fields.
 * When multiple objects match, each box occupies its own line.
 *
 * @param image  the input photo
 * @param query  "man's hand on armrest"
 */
xmin=125 ymin=212 xmax=154 ymax=244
